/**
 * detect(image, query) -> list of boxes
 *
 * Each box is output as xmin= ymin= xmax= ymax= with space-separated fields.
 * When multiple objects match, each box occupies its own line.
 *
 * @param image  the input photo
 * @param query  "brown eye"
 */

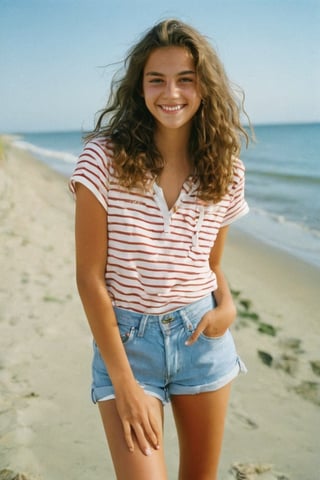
xmin=149 ymin=78 xmax=163 ymax=84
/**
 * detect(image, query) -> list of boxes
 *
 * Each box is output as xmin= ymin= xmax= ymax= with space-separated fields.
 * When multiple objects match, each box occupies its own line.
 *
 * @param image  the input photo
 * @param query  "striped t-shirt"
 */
xmin=69 ymin=138 xmax=249 ymax=314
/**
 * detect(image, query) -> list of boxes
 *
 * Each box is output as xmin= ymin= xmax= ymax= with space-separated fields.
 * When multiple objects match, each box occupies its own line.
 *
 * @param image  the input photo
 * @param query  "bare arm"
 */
xmin=186 ymin=225 xmax=236 ymax=344
xmin=208 ymin=225 xmax=237 ymax=327
xmin=74 ymin=183 xmax=159 ymax=454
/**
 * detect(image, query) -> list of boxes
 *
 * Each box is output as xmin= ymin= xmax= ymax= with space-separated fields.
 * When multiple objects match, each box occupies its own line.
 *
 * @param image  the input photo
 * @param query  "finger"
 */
xmin=133 ymin=423 xmax=153 ymax=456
xmin=147 ymin=415 xmax=161 ymax=450
xmin=185 ymin=322 xmax=205 ymax=346
xmin=122 ymin=421 xmax=134 ymax=453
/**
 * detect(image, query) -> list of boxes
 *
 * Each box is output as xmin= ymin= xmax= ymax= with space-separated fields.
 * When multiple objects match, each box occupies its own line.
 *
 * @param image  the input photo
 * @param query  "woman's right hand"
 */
xmin=74 ymin=184 xmax=160 ymax=455
xmin=114 ymin=381 xmax=161 ymax=456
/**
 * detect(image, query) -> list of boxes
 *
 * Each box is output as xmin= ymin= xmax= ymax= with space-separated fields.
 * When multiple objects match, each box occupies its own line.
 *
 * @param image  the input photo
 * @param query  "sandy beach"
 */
xmin=0 ymin=136 xmax=319 ymax=480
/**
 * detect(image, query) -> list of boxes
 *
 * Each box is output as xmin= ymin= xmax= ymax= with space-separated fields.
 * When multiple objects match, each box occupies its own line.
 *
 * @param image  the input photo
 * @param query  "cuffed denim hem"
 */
xmin=169 ymin=357 xmax=247 ymax=396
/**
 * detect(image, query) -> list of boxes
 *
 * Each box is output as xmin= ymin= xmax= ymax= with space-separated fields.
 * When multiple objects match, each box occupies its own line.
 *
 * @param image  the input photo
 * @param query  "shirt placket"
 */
xmin=153 ymin=183 xmax=181 ymax=234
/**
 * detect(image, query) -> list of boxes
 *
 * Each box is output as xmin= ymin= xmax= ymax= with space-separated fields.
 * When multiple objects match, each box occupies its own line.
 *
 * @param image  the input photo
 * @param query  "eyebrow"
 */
xmin=145 ymin=70 xmax=196 ymax=77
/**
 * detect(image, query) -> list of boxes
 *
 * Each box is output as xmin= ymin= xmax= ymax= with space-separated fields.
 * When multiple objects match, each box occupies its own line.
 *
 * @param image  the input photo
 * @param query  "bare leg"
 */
xmin=171 ymin=383 xmax=232 ymax=480
xmin=98 ymin=396 xmax=168 ymax=480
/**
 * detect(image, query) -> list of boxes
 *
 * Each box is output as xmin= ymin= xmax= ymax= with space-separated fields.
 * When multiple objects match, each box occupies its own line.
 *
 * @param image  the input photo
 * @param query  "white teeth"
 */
xmin=161 ymin=105 xmax=183 ymax=112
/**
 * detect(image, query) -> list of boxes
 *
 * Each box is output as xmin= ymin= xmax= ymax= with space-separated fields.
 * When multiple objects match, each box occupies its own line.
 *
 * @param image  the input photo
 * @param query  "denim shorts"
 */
xmin=91 ymin=294 xmax=247 ymax=404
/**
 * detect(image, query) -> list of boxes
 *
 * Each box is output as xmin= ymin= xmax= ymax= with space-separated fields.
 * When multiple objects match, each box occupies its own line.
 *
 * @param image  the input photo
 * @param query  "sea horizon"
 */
xmin=4 ymin=120 xmax=320 ymax=136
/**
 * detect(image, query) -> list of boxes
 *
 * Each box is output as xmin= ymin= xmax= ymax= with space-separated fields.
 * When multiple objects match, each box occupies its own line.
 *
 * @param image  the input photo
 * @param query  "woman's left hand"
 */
xmin=185 ymin=302 xmax=236 ymax=346
xmin=185 ymin=225 xmax=236 ymax=346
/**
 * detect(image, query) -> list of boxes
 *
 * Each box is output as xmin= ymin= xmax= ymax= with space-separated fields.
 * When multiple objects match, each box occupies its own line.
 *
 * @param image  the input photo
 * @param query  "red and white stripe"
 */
xmin=69 ymin=138 xmax=249 ymax=314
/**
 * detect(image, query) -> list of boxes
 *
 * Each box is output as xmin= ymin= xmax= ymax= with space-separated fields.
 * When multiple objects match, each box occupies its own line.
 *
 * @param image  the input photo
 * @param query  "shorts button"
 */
xmin=161 ymin=316 xmax=174 ymax=324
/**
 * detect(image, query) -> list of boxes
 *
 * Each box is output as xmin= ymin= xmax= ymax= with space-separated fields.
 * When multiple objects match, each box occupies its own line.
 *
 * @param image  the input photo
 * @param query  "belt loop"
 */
xmin=180 ymin=309 xmax=193 ymax=332
xmin=137 ymin=315 xmax=149 ymax=337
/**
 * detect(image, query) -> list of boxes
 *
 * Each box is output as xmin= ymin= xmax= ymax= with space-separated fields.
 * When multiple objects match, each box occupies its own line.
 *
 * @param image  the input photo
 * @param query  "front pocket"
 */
xmin=119 ymin=325 xmax=135 ymax=344
xmin=199 ymin=329 xmax=228 ymax=342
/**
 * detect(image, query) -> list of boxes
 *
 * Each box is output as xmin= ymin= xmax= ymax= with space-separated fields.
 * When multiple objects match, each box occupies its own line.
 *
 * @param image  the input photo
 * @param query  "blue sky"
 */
xmin=1 ymin=0 xmax=319 ymax=132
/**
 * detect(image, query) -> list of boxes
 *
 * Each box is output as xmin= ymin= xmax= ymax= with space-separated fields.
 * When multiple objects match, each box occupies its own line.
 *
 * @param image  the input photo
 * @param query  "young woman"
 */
xmin=70 ymin=19 xmax=250 ymax=480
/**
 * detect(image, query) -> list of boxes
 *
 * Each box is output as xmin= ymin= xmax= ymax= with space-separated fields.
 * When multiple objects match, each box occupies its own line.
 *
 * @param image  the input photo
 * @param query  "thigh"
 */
xmin=98 ymin=397 xmax=168 ymax=480
xmin=171 ymin=383 xmax=232 ymax=480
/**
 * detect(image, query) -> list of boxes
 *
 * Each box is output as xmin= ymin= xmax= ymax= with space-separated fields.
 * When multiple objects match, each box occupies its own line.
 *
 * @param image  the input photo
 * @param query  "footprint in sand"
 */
xmin=258 ymin=337 xmax=320 ymax=405
xmin=257 ymin=350 xmax=299 ymax=376
xmin=232 ymin=411 xmax=259 ymax=429
xmin=274 ymin=354 xmax=299 ymax=376
xmin=310 ymin=360 xmax=320 ymax=376
xmin=278 ymin=337 xmax=304 ymax=354
xmin=292 ymin=380 xmax=320 ymax=406
xmin=257 ymin=336 xmax=304 ymax=376
xmin=0 ymin=470 xmax=33 ymax=480
xmin=229 ymin=462 xmax=290 ymax=480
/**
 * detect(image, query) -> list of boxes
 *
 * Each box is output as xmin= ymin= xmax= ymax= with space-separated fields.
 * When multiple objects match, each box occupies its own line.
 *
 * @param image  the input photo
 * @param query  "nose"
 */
xmin=164 ymin=80 xmax=179 ymax=97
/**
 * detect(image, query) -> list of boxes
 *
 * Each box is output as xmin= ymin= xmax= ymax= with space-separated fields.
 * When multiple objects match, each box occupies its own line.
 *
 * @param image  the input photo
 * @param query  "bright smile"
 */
xmin=159 ymin=104 xmax=185 ymax=113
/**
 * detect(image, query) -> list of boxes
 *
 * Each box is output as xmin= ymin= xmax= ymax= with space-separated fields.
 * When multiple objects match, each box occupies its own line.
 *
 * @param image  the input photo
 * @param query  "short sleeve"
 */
xmin=69 ymin=138 xmax=112 ymax=211
xmin=221 ymin=158 xmax=249 ymax=227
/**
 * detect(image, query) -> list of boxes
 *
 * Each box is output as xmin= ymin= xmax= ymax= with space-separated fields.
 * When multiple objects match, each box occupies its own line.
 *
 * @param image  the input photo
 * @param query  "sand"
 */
xmin=0 ymin=136 xmax=319 ymax=480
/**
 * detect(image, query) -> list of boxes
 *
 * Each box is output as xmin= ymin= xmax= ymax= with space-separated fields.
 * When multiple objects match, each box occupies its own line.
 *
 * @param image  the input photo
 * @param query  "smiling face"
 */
xmin=142 ymin=46 xmax=202 ymax=133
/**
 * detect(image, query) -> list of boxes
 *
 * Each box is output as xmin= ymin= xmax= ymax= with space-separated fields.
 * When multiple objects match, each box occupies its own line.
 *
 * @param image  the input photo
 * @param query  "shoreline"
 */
xmin=10 ymin=130 xmax=320 ymax=271
xmin=233 ymin=211 xmax=320 ymax=270
xmin=0 ymin=138 xmax=319 ymax=479
xmin=10 ymin=124 xmax=320 ymax=270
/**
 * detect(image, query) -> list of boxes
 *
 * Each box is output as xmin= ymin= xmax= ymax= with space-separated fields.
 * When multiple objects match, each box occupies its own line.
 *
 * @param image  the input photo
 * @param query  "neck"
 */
xmin=154 ymin=125 xmax=191 ymax=165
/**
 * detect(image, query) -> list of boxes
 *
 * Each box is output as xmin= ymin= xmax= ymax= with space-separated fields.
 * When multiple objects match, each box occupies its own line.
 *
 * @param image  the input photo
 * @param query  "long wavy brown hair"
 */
xmin=87 ymin=19 xmax=251 ymax=202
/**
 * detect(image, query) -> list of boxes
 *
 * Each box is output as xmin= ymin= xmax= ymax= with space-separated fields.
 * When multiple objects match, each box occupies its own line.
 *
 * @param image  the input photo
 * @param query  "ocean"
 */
xmin=12 ymin=123 xmax=320 ymax=268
